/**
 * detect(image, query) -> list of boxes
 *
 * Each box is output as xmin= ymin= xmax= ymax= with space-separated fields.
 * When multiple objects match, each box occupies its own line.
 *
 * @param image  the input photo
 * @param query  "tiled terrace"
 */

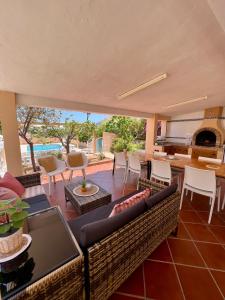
xmin=42 ymin=161 xmax=225 ymax=300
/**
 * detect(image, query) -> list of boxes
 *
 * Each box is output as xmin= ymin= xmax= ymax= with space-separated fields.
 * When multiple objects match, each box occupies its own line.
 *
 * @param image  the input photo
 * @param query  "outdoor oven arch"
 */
xmin=192 ymin=127 xmax=222 ymax=147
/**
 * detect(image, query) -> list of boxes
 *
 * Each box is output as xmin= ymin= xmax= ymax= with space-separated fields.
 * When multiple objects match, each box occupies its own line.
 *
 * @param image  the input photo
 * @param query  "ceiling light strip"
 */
xmin=118 ymin=73 xmax=167 ymax=100
xmin=166 ymin=96 xmax=207 ymax=109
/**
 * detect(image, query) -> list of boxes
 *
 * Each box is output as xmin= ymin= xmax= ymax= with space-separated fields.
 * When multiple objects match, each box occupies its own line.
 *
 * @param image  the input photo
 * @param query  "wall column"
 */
xmin=145 ymin=114 xmax=158 ymax=154
xmin=0 ymin=91 xmax=22 ymax=176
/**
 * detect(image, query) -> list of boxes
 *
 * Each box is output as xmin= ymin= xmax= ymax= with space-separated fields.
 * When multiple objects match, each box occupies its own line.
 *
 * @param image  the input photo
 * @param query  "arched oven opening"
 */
xmin=192 ymin=127 xmax=222 ymax=148
xmin=195 ymin=130 xmax=217 ymax=147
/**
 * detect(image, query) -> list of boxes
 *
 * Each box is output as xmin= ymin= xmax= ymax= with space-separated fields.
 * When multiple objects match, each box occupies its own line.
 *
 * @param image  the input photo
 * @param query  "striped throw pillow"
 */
xmin=109 ymin=188 xmax=151 ymax=217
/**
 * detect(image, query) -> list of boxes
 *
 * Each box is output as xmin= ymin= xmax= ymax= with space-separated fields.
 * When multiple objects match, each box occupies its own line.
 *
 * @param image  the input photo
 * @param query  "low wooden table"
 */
xmin=65 ymin=180 xmax=112 ymax=215
xmin=0 ymin=207 xmax=83 ymax=300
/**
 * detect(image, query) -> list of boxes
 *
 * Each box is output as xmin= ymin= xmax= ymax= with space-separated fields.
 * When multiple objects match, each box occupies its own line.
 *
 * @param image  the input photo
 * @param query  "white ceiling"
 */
xmin=1 ymin=0 xmax=225 ymax=116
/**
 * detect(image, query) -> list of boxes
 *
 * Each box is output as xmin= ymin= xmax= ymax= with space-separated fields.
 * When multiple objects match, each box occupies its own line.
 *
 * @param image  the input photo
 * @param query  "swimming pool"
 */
xmin=27 ymin=143 xmax=62 ymax=152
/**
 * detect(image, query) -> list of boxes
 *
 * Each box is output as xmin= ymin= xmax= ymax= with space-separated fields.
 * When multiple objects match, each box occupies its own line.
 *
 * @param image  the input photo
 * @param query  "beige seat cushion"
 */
xmin=38 ymin=156 xmax=57 ymax=172
xmin=68 ymin=153 xmax=84 ymax=167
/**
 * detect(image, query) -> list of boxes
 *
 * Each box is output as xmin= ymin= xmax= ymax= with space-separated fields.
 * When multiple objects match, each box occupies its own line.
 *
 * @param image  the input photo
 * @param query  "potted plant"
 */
xmin=81 ymin=179 xmax=87 ymax=193
xmin=0 ymin=198 xmax=30 ymax=254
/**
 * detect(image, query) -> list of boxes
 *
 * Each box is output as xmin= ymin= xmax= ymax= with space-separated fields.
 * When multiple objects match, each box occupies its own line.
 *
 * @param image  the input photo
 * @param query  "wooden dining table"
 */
xmin=145 ymin=154 xmax=225 ymax=180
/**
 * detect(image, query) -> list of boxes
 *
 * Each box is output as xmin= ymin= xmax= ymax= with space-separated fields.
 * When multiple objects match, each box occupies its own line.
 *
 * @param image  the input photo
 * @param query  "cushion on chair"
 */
xmin=0 ymin=187 xmax=19 ymax=200
xmin=109 ymin=188 xmax=151 ymax=217
xmin=38 ymin=156 xmax=57 ymax=172
xmin=145 ymin=183 xmax=178 ymax=209
xmin=0 ymin=172 xmax=25 ymax=197
xmin=23 ymin=185 xmax=45 ymax=199
xmin=67 ymin=153 xmax=84 ymax=167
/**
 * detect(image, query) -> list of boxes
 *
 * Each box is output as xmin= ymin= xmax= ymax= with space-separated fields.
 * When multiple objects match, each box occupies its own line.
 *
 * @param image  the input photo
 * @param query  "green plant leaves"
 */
xmin=15 ymin=200 xmax=30 ymax=209
xmin=12 ymin=220 xmax=24 ymax=229
xmin=0 ymin=198 xmax=30 ymax=234
xmin=5 ymin=207 xmax=17 ymax=215
xmin=11 ymin=211 xmax=28 ymax=222
xmin=0 ymin=223 xmax=11 ymax=234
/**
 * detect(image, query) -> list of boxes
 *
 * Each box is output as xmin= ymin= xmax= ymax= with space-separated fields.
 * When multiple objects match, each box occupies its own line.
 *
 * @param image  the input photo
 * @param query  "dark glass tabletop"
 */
xmin=0 ymin=207 xmax=79 ymax=299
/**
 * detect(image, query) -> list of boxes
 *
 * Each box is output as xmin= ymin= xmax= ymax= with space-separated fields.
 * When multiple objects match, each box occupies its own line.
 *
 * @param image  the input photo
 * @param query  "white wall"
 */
xmin=166 ymin=109 xmax=225 ymax=144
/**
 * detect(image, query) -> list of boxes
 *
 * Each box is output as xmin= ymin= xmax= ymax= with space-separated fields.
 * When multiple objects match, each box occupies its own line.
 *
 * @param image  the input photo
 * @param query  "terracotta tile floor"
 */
xmin=41 ymin=161 xmax=225 ymax=299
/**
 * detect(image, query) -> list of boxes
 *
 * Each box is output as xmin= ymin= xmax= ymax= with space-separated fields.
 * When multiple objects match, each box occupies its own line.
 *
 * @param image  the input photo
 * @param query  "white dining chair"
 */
xmin=222 ymin=196 xmax=225 ymax=210
xmin=135 ymin=149 xmax=146 ymax=162
xmin=153 ymin=151 xmax=167 ymax=157
xmin=198 ymin=156 xmax=222 ymax=165
xmin=113 ymin=152 xmax=127 ymax=175
xmin=180 ymin=166 xmax=221 ymax=224
xmin=174 ymin=153 xmax=191 ymax=159
xmin=66 ymin=152 xmax=88 ymax=181
xmin=124 ymin=153 xmax=141 ymax=189
xmin=150 ymin=159 xmax=180 ymax=188
xmin=38 ymin=156 xmax=67 ymax=195
xmin=173 ymin=153 xmax=191 ymax=190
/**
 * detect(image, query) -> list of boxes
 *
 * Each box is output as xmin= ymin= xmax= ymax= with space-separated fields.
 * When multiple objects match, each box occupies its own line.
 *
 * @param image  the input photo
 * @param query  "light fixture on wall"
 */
xmin=166 ymin=96 xmax=207 ymax=109
xmin=118 ymin=73 xmax=167 ymax=100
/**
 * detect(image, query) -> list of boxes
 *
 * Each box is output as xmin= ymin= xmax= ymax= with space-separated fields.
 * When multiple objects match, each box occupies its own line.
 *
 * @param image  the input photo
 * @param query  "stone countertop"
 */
xmin=189 ymin=145 xmax=223 ymax=150
xmin=156 ymin=142 xmax=224 ymax=150
xmin=155 ymin=142 xmax=189 ymax=147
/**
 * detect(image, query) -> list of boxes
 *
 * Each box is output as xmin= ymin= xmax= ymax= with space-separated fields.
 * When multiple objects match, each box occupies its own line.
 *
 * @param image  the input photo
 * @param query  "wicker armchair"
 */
xmin=16 ymin=172 xmax=41 ymax=188
xmin=86 ymin=178 xmax=180 ymax=300
xmin=16 ymin=172 xmax=50 ymax=214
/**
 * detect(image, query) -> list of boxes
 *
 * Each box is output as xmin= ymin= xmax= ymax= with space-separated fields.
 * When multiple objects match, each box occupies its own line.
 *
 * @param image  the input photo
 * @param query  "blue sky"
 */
xmin=60 ymin=110 xmax=109 ymax=124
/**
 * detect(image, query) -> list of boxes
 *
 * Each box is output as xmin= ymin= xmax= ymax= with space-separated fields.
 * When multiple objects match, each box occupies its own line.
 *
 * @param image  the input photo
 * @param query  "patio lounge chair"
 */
xmin=66 ymin=152 xmax=88 ymax=180
xmin=38 ymin=155 xmax=67 ymax=195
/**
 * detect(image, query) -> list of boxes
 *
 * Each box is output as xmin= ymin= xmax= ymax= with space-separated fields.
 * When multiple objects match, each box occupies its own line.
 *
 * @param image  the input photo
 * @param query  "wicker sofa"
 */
xmin=16 ymin=173 xmax=50 ymax=214
xmin=69 ymin=178 xmax=180 ymax=300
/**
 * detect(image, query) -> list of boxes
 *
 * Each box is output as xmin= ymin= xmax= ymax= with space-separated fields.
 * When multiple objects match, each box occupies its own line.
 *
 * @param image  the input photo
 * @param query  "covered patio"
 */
xmin=1 ymin=1 xmax=225 ymax=299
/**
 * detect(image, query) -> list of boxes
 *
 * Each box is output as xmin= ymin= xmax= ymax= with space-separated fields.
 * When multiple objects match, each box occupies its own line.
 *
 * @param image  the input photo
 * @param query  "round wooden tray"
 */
xmin=73 ymin=184 xmax=99 ymax=197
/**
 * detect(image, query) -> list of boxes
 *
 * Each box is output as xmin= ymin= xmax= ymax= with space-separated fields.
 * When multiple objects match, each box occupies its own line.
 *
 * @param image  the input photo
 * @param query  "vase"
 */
xmin=0 ymin=228 xmax=23 ymax=254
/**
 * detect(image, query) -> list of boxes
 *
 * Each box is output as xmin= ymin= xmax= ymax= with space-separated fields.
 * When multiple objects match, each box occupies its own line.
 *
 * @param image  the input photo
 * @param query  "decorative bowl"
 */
xmin=168 ymin=155 xmax=175 ymax=160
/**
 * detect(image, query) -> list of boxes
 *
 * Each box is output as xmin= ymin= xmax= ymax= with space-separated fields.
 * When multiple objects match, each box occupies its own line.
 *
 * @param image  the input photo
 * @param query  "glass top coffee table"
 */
xmin=65 ymin=180 xmax=112 ymax=215
xmin=0 ymin=207 xmax=83 ymax=300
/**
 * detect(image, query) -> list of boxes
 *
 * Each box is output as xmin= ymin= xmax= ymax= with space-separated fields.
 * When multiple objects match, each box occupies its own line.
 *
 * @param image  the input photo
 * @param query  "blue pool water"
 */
xmin=27 ymin=143 xmax=62 ymax=152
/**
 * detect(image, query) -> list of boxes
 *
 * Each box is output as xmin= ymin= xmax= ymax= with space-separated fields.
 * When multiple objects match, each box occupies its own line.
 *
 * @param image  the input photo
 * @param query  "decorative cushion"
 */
xmin=38 ymin=156 xmax=57 ymax=173
xmin=109 ymin=188 xmax=151 ymax=217
xmin=0 ymin=187 xmax=19 ymax=200
xmin=23 ymin=185 xmax=45 ymax=199
xmin=145 ymin=183 xmax=178 ymax=209
xmin=67 ymin=153 xmax=84 ymax=167
xmin=0 ymin=172 xmax=25 ymax=197
xmin=79 ymin=200 xmax=147 ymax=248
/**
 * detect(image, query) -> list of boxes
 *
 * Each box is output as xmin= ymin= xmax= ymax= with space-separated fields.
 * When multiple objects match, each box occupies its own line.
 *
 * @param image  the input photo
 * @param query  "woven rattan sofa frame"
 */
xmin=8 ymin=255 xmax=84 ymax=300
xmin=85 ymin=178 xmax=180 ymax=300
xmin=16 ymin=172 xmax=41 ymax=188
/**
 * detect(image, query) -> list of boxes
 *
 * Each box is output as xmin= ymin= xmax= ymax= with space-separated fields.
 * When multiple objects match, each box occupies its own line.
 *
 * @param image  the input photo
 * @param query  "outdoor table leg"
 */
xmin=112 ymin=156 xmax=115 ymax=175
xmin=147 ymin=160 xmax=151 ymax=180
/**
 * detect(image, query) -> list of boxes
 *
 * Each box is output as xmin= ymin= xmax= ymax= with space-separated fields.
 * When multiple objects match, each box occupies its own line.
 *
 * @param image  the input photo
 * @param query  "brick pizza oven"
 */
xmin=191 ymin=107 xmax=225 ymax=159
